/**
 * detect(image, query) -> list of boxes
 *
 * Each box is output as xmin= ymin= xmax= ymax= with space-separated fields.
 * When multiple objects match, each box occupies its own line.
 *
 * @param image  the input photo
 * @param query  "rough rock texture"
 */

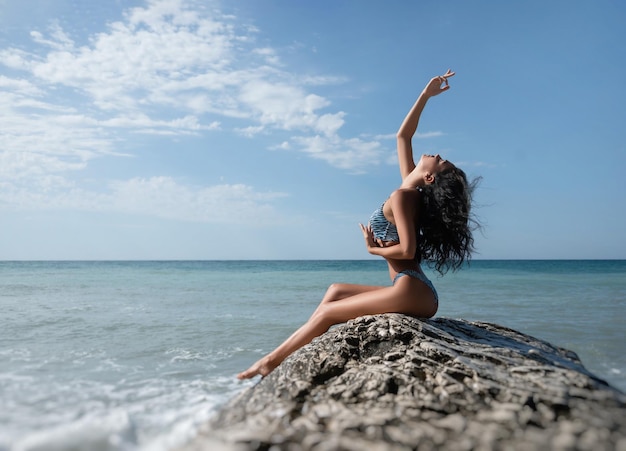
xmin=189 ymin=314 xmax=626 ymax=451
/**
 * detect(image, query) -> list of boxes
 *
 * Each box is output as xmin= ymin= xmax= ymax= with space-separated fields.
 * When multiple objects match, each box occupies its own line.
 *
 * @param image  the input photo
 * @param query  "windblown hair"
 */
xmin=418 ymin=167 xmax=480 ymax=275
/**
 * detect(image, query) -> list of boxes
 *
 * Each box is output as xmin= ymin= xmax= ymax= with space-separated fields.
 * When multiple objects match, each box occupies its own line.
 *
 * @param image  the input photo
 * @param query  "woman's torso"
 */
xmin=369 ymin=190 xmax=424 ymax=281
xmin=369 ymin=202 xmax=400 ymax=243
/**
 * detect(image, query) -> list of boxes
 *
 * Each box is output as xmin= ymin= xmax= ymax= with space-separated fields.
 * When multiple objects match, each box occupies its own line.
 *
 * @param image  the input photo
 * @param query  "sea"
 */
xmin=1 ymin=260 xmax=625 ymax=450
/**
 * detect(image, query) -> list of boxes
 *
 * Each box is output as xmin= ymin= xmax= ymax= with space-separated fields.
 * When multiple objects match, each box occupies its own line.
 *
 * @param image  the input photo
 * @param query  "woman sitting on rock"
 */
xmin=238 ymin=70 xmax=478 ymax=380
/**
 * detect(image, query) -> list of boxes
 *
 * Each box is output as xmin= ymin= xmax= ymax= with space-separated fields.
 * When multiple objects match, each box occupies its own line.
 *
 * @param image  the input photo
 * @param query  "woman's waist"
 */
xmin=386 ymin=258 xmax=422 ymax=278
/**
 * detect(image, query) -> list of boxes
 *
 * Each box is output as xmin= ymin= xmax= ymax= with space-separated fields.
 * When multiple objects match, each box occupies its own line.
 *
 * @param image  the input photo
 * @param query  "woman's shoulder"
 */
xmin=389 ymin=187 xmax=422 ymax=201
xmin=388 ymin=188 xmax=422 ymax=212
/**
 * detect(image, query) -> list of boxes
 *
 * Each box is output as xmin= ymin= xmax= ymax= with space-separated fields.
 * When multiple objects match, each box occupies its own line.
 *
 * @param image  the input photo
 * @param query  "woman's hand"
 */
xmin=360 ymin=223 xmax=399 ymax=254
xmin=422 ymin=69 xmax=455 ymax=98
xmin=360 ymin=222 xmax=389 ymax=254
xmin=359 ymin=223 xmax=377 ymax=252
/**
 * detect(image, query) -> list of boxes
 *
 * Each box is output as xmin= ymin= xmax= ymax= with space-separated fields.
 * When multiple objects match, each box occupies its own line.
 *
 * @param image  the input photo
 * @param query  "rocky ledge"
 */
xmin=188 ymin=314 xmax=626 ymax=451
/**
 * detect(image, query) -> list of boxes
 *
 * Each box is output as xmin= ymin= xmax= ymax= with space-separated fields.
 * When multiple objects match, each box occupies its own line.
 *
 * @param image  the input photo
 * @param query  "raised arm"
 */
xmin=396 ymin=70 xmax=455 ymax=180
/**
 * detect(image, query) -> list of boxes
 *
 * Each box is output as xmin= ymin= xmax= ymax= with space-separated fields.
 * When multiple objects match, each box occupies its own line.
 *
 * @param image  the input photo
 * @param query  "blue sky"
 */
xmin=1 ymin=0 xmax=624 ymax=260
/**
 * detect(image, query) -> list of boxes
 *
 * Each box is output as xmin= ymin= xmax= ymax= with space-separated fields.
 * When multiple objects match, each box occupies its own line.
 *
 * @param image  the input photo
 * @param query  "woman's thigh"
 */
xmin=322 ymin=283 xmax=385 ymax=303
xmin=319 ymin=281 xmax=436 ymax=324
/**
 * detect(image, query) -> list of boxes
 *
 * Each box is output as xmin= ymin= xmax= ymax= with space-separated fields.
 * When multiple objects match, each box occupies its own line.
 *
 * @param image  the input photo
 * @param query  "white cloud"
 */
xmin=0 ymin=0 xmax=389 ymax=223
xmin=101 ymin=114 xmax=220 ymax=134
xmin=107 ymin=177 xmax=289 ymax=224
xmin=238 ymin=80 xmax=336 ymax=132
xmin=252 ymin=47 xmax=281 ymax=65
xmin=0 ymin=175 xmax=289 ymax=225
xmin=371 ymin=131 xmax=444 ymax=141
xmin=1 ymin=0 xmax=383 ymax=162
xmin=293 ymin=134 xmax=384 ymax=173
xmin=415 ymin=131 xmax=444 ymax=139
xmin=0 ymin=75 xmax=42 ymax=96
xmin=30 ymin=23 xmax=74 ymax=51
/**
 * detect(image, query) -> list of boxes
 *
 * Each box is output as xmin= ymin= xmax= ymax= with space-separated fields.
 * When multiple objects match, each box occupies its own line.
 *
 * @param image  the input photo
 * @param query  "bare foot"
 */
xmin=237 ymin=356 xmax=277 ymax=380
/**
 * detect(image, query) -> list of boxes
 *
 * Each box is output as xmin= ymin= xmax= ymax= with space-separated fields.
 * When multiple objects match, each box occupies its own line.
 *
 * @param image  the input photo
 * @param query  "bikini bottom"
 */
xmin=393 ymin=270 xmax=438 ymax=303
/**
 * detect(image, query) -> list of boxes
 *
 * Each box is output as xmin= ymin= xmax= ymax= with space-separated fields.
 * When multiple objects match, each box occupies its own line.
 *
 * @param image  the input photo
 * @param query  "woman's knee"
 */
xmin=322 ymin=283 xmax=346 ymax=303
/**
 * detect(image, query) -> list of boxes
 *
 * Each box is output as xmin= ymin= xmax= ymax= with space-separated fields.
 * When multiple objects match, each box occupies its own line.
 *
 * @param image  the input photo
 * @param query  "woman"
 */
xmin=238 ymin=70 xmax=476 ymax=380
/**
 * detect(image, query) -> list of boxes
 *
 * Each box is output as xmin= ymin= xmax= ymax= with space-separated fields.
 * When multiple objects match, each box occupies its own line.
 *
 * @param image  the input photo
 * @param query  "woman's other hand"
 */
xmin=360 ymin=223 xmax=379 ymax=252
xmin=360 ymin=223 xmax=398 ymax=253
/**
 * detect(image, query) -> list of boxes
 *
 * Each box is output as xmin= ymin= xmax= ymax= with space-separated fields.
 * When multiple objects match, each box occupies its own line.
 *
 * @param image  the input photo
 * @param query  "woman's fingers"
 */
xmin=441 ymin=70 xmax=455 ymax=87
xmin=361 ymin=223 xmax=381 ymax=247
xmin=437 ymin=70 xmax=454 ymax=91
xmin=426 ymin=70 xmax=455 ymax=94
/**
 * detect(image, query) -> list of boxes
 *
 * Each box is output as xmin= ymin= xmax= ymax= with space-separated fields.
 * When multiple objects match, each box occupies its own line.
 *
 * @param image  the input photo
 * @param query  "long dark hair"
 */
xmin=418 ymin=167 xmax=480 ymax=275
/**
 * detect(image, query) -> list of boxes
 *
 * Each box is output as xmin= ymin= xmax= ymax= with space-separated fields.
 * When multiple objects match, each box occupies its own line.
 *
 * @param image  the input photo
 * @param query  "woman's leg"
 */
xmin=309 ymin=283 xmax=384 ymax=318
xmin=237 ymin=283 xmax=383 ymax=380
xmin=237 ymin=278 xmax=433 ymax=379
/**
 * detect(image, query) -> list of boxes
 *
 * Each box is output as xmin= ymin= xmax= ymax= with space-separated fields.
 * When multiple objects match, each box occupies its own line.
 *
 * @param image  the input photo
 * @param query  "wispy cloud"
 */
xmin=106 ymin=177 xmax=289 ymax=224
xmin=0 ymin=0 xmax=388 ymax=220
xmin=1 ymin=174 xmax=289 ymax=225
xmin=371 ymin=131 xmax=444 ymax=141
xmin=293 ymin=134 xmax=385 ymax=174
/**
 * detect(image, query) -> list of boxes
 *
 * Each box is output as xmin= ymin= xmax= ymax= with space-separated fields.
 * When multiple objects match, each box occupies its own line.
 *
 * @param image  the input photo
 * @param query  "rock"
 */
xmin=187 ymin=314 xmax=626 ymax=450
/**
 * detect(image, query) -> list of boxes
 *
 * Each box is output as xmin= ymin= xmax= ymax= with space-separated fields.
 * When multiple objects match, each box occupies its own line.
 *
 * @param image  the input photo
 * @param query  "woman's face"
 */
xmin=419 ymin=154 xmax=455 ymax=175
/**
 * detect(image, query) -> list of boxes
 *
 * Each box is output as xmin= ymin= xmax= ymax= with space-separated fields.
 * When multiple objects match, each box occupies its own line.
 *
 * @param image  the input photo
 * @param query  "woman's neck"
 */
xmin=401 ymin=168 xmax=427 ymax=190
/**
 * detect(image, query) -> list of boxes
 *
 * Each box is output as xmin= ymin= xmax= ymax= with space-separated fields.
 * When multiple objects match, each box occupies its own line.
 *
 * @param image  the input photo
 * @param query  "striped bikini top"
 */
xmin=369 ymin=202 xmax=400 ymax=242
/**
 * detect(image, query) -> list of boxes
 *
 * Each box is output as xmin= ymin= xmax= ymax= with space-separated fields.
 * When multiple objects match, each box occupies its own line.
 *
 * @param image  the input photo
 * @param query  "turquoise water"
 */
xmin=1 ymin=260 xmax=625 ymax=450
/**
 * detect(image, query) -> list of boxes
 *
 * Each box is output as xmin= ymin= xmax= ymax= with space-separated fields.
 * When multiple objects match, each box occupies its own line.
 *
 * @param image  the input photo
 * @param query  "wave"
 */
xmin=5 ymin=376 xmax=246 ymax=451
